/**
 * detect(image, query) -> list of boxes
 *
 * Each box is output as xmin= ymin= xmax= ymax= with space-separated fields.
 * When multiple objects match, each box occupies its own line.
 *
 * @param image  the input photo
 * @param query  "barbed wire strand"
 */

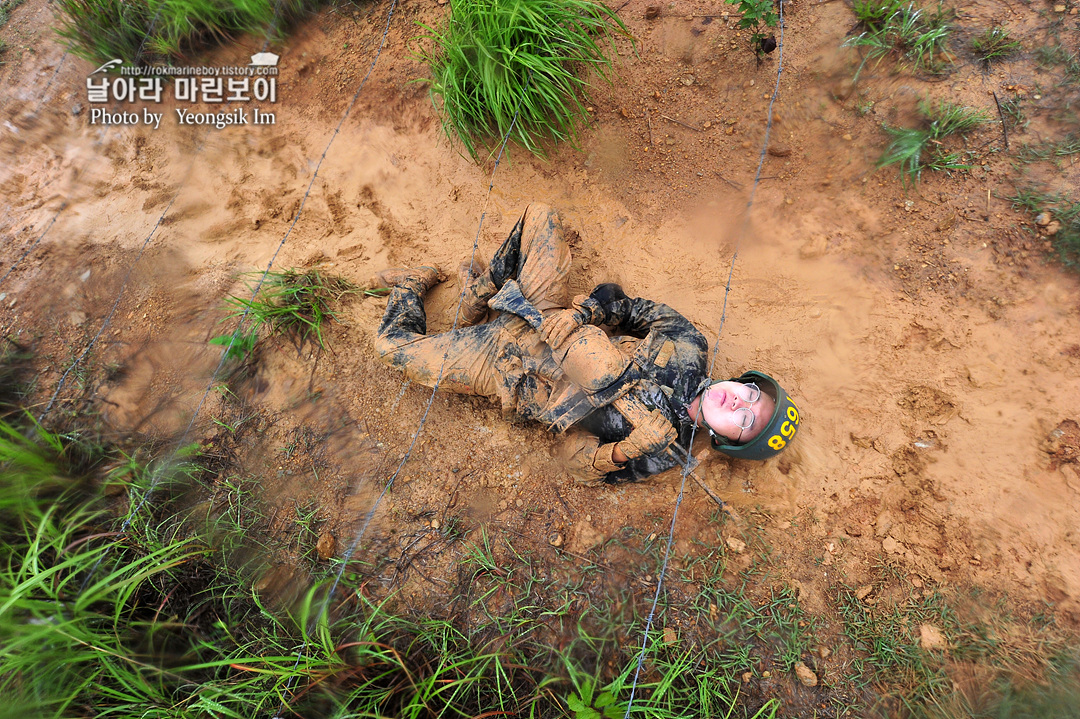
xmin=1 ymin=4 xmax=185 ymax=292
xmin=0 ymin=205 xmax=66 ymax=289
xmin=271 ymin=67 xmax=533 ymax=719
xmin=70 ymin=2 xmax=319 ymax=591
xmin=35 ymin=146 xmax=202 ymax=423
xmin=622 ymin=3 xmax=786 ymax=716
xmin=33 ymin=0 xmax=295 ymax=422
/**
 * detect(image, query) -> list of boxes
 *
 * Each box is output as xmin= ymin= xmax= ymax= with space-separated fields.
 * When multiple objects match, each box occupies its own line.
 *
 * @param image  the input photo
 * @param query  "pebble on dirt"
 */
xmin=920 ymin=624 xmax=947 ymax=651
xmin=794 ymin=661 xmax=818 ymax=687
xmin=316 ymin=531 xmax=337 ymax=560
xmin=725 ymin=536 xmax=747 ymax=553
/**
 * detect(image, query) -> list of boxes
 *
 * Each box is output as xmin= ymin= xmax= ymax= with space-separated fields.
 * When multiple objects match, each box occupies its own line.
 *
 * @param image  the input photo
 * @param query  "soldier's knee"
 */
xmin=374 ymin=333 xmax=399 ymax=361
xmin=525 ymin=202 xmax=557 ymax=225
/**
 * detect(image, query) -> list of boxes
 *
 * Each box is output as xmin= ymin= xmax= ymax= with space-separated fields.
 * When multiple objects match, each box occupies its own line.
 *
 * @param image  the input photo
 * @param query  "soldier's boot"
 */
xmin=370 ymin=266 xmax=443 ymax=295
xmin=455 ymin=256 xmax=497 ymax=327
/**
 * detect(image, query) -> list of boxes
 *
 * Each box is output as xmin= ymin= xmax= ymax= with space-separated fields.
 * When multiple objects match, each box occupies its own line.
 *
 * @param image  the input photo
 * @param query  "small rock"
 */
xmin=798 ymin=235 xmax=828 ymax=259
xmin=665 ymin=137 xmax=676 ymax=145
xmin=316 ymin=531 xmax=337 ymax=560
xmin=818 ymin=646 xmax=832 ymax=659
xmin=1053 ymin=3 xmax=1065 ymax=11
xmin=71 ymin=103 xmax=83 ymax=116
xmin=920 ymin=624 xmax=947 ymax=650
xmin=662 ymin=627 xmax=677 ymax=644
xmin=703 ymin=120 xmax=712 ymax=129
xmin=842 ymin=133 xmax=853 ymax=141
xmin=1035 ymin=212 xmax=1051 ymax=227
xmin=767 ymin=143 xmax=792 ymax=157
xmin=644 ymin=5 xmax=660 ymax=19
xmin=430 ymin=517 xmax=441 ymax=530
xmin=875 ymin=510 xmax=893 ymax=537
xmin=761 ymin=670 xmax=771 ymax=678
xmin=681 ymin=75 xmax=695 ymax=86
xmin=726 ymin=536 xmax=747 ymax=554
xmin=1045 ymin=220 xmax=1061 ymax=236
xmin=845 ymin=523 xmax=863 ymax=537
xmin=69 ymin=310 xmax=87 ymax=326
xmin=498 ymin=499 xmax=508 ymax=510
xmin=882 ymin=536 xmax=900 ymax=553
xmin=548 ymin=532 xmax=564 ymax=547
xmin=742 ymin=671 xmax=752 ymax=683
xmin=794 ymin=661 xmax=818 ymax=687
xmin=573 ymin=521 xmax=605 ymax=551
xmin=855 ymin=585 xmax=873 ymax=601
xmin=79 ymin=269 xmax=91 ymax=282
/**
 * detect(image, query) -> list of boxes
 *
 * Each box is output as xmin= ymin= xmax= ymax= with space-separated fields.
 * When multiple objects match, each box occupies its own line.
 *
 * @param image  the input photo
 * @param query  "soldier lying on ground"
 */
xmin=372 ymin=203 xmax=800 ymax=485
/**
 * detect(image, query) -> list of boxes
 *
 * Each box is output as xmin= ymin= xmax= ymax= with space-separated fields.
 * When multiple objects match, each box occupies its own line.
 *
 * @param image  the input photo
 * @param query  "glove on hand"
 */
xmin=617 ymin=409 xmax=677 ymax=460
xmin=590 ymin=442 xmax=623 ymax=474
xmin=539 ymin=308 xmax=585 ymax=348
xmin=539 ymin=295 xmax=606 ymax=348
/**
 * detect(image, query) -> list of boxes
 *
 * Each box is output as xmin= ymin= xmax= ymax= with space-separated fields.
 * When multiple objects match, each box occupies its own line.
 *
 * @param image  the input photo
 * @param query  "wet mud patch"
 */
xmin=897 ymin=384 xmax=957 ymax=423
xmin=1043 ymin=419 xmax=1080 ymax=469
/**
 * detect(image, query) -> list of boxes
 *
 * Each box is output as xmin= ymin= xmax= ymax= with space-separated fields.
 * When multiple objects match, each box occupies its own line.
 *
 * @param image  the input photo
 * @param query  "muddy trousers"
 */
xmin=374 ymin=203 xmax=571 ymax=398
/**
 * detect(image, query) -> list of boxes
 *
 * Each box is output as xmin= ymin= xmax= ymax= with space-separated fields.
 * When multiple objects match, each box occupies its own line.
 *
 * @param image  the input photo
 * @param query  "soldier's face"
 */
xmin=698 ymin=381 xmax=775 ymax=444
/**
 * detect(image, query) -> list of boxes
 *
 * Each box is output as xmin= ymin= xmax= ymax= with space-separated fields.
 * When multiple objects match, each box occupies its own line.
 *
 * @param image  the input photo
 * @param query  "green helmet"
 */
xmin=709 ymin=371 xmax=801 ymax=461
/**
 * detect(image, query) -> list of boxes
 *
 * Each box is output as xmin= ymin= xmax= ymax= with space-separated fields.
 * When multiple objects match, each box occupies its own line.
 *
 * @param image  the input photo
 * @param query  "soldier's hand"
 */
xmin=618 ymin=409 xmax=678 ymax=460
xmin=539 ymin=308 xmax=584 ymax=348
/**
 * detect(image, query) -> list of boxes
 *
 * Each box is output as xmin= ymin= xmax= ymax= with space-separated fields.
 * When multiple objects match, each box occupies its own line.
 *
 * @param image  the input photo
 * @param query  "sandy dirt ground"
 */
xmin=2 ymin=0 xmax=1080 ymax=648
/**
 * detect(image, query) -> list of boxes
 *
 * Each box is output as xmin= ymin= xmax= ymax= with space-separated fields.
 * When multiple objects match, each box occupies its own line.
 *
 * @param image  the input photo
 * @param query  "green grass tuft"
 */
xmin=1017 ymin=133 xmax=1080 ymax=162
xmin=878 ymin=99 xmax=988 ymax=185
xmin=970 ymin=26 xmax=1020 ymax=65
xmin=1035 ymin=44 xmax=1080 ymax=83
xmin=415 ymin=0 xmax=631 ymax=160
xmin=847 ymin=0 xmax=954 ymax=78
xmin=54 ymin=0 xmax=319 ymax=65
xmin=212 ymin=267 xmax=359 ymax=357
xmin=1011 ymin=187 xmax=1080 ymax=271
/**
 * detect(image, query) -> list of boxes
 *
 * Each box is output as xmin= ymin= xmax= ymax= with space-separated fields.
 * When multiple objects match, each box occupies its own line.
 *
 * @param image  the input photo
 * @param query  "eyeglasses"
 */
xmin=704 ymin=382 xmax=761 ymax=443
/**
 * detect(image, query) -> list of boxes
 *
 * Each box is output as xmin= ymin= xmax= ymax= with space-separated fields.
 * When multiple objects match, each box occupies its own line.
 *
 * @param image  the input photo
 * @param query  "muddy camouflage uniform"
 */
xmin=375 ymin=204 xmax=713 ymax=484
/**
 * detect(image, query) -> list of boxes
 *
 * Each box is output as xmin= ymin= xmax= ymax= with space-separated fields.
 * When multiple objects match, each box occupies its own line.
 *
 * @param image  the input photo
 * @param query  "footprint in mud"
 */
xmin=897 ymin=384 xmax=956 ymax=422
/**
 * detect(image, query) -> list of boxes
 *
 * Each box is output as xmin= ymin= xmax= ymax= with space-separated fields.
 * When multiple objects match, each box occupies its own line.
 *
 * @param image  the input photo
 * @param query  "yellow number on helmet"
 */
xmin=768 ymin=435 xmax=786 ymax=450
xmin=781 ymin=421 xmax=795 ymax=438
xmin=787 ymin=406 xmax=800 ymax=424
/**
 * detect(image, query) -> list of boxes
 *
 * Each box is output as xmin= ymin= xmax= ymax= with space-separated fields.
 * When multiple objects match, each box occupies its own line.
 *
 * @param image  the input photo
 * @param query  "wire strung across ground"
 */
xmin=111 ymin=0 xmax=399 ymax=547
xmin=30 ymin=0 xmax=299 ymax=423
xmin=271 ymin=65 xmax=534 ymax=719
xmin=622 ymin=3 xmax=788 ymax=715
xmin=0 ymin=5 xmax=175 ymax=292
xmin=65 ymin=1 xmax=328 ymax=595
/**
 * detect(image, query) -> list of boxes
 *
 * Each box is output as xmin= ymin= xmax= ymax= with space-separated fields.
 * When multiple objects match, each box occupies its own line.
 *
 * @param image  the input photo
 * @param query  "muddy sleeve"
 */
xmin=557 ymin=430 xmax=624 ymax=486
xmin=589 ymin=283 xmax=703 ymax=342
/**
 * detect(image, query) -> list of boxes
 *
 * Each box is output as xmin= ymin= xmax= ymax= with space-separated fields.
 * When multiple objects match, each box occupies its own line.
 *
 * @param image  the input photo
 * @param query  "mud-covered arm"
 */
xmin=556 ymin=430 xmax=627 ymax=486
xmin=587 ymin=283 xmax=705 ymax=343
